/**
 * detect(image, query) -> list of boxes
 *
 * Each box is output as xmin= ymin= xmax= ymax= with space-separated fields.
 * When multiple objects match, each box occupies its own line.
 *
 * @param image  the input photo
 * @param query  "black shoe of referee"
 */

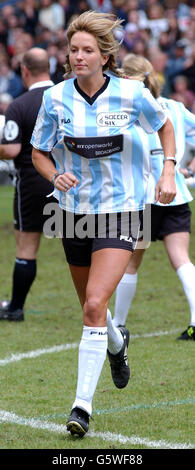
xmin=107 ymin=326 xmax=130 ymax=389
xmin=0 ymin=301 xmax=24 ymax=321
xmin=177 ymin=325 xmax=195 ymax=341
xmin=66 ymin=407 xmax=90 ymax=437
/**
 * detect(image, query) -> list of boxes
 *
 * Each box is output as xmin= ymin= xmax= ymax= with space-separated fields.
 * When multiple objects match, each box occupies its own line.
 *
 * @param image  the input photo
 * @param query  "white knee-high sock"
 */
xmin=72 ymin=325 xmax=107 ymax=416
xmin=177 ymin=262 xmax=195 ymax=326
xmin=113 ymin=273 xmax=138 ymax=327
xmin=107 ymin=309 xmax=123 ymax=354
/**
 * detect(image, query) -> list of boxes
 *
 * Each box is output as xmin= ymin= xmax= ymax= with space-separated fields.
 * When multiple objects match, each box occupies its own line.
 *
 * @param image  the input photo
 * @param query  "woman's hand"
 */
xmin=179 ymin=167 xmax=194 ymax=178
xmin=155 ymin=161 xmax=176 ymax=204
xmin=54 ymin=172 xmax=79 ymax=192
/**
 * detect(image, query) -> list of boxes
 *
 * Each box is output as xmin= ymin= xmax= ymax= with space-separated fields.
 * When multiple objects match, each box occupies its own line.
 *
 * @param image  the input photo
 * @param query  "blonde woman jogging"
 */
xmin=114 ymin=54 xmax=195 ymax=342
xmin=31 ymin=12 xmax=176 ymax=437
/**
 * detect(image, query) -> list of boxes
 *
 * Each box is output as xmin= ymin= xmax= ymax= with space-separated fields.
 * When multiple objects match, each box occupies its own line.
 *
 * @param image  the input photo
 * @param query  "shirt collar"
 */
xmin=29 ymin=80 xmax=54 ymax=90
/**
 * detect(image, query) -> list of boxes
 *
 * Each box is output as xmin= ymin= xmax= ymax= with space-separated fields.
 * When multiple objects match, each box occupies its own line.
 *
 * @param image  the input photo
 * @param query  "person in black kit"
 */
xmin=0 ymin=47 xmax=54 ymax=321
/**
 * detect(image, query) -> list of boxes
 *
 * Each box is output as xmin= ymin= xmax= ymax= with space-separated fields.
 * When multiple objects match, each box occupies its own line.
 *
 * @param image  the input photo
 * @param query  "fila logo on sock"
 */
xmin=90 ymin=331 xmax=107 ymax=336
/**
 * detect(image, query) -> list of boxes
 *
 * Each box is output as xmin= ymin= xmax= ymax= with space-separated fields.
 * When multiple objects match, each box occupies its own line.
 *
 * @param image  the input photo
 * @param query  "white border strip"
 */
xmin=131 ymin=328 xmax=181 ymax=339
xmin=0 ymin=342 xmax=79 ymax=366
xmin=0 ymin=329 xmax=181 ymax=367
xmin=0 ymin=410 xmax=193 ymax=449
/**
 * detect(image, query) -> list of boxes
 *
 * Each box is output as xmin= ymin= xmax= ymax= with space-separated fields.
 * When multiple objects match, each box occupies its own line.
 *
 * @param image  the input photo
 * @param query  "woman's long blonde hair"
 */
xmin=64 ymin=10 xmax=126 ymax=78
xmin=122 ymin=53 xmax=161 ymax=98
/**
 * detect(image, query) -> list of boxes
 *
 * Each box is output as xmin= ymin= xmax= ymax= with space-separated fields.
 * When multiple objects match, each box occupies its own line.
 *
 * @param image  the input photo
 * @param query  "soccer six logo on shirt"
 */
xmin=97 ymin=112 xmax=130 ymax=127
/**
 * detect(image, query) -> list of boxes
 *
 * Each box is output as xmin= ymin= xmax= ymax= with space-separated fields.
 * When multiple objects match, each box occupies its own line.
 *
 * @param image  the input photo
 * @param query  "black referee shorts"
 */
xmin=150 ymin=203 xmax=191 ymax=241
xmin=14 ymin=167 xmax=55 ymax=232
xmin=61 ymin=210 xmax=143 ymax=266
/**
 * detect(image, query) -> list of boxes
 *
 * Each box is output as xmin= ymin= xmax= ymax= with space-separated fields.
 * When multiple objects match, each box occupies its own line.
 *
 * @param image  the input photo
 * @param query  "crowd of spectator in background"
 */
xmin=0 ymin=0 xmax=194 ymax=114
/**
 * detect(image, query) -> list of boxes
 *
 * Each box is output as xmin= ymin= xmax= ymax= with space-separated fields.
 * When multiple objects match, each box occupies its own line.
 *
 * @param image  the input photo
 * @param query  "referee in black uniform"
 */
xmin=0 ymin=48 xmax=55 ymax=321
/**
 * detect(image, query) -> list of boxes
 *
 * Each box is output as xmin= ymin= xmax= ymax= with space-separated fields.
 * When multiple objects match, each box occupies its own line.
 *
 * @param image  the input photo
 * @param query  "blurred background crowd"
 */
xmin=0 ymin=0 xmax=194 ymax=113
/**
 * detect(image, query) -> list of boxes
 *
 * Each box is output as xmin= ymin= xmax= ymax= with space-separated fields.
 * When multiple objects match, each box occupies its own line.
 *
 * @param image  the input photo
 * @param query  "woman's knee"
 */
xmin=83 ymin=296 xmax=107 ymax=326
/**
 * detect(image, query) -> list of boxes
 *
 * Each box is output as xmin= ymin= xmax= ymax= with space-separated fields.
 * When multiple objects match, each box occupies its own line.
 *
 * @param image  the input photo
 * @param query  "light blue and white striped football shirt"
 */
xmin=145 ymin=97 xmax=195 ymax=206
xmin=31 ymin=74 xmax=167 ymax=214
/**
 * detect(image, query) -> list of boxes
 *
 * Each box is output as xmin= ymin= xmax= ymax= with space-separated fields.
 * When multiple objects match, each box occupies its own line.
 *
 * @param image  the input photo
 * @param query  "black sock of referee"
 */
xmin=9 ymin=258 xmax=37 ymax=311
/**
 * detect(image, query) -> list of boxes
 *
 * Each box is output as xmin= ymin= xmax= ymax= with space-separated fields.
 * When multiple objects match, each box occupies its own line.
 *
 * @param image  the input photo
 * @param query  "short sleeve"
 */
xmin=2 ymin=102 xmax=22 ymax=144
xmin=138 ymin=88 xmax=167 ymax=134
xmin=30 ymin=91 xmax=57 ymax=151
xmin=183 ymin=104 xmax=195 ymax=146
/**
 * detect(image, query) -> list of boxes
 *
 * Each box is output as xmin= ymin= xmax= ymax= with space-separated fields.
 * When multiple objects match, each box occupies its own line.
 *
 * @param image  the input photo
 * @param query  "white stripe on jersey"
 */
xmin=31 ymin=75 xmax=167 ymax=214
xmin=145 ymin=97 xmax=195 ymax=206
xmin=95 ymin=82 xmax=111 ymax=213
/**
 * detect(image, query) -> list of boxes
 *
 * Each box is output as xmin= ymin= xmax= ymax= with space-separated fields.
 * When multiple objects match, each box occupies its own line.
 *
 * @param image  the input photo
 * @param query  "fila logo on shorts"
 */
xmin=120 ymin=235 xmax=133 ymax=243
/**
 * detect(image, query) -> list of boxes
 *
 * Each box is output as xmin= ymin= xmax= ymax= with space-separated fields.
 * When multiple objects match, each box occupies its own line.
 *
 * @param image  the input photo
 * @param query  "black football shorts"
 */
xmin=14 ymin=167 xmax=55 ymax=232
xmin=150 ymin=203 xmax=191 ymax=241
xmin=61 ymin=210 xmax=143 ymax=266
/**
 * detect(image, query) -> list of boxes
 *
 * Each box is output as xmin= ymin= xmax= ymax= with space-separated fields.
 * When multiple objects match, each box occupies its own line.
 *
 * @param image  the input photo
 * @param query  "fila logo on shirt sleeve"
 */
xmin=97 ymin=112 xmax=130 ymax=127
xmin=61 ymin=118 xmax=71 ymax=124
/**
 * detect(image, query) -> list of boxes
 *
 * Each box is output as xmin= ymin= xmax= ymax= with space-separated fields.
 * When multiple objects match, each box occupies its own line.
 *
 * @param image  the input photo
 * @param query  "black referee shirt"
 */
xmin=2 ymin=83 xmax=54 ymax=193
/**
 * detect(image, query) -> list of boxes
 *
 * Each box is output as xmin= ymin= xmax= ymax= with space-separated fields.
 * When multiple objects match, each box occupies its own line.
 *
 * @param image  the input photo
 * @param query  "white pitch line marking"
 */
xmin=0 ymin=329 xmax=181 ymax=367
xmin=0 ymin=410 xmax=193 ymax=449
xmin=0 ymin=342 xmax=79 ymax=366
xmin=131 ymin=328 xmax=181 ymax=339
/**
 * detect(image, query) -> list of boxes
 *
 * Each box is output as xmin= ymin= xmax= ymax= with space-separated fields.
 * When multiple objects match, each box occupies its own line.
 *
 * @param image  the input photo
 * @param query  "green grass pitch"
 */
xmin=0 ymin=184 xmax=194 ymax=451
